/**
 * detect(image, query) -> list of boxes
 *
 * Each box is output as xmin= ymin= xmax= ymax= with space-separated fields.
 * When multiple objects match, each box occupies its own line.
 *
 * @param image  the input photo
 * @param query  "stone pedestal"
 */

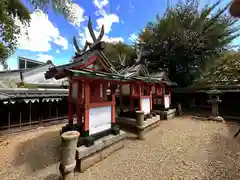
xmin=59 ymin=131 xmax=80 ymax=180
xmin=176 ymin=103 xmax=182 ymax=116
xmin=207 ymin=89 xmax=224 ymax=122
xmin=136 ymin=111 xmax=144 ymax=140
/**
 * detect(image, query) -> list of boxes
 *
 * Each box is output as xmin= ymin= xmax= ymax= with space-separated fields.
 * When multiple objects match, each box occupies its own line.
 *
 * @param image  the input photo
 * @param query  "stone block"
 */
xmin=76 ymin=131 xmax=126 ymax=172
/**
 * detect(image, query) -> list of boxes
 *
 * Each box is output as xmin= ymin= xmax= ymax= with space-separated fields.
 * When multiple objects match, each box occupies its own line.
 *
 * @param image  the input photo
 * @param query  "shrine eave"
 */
xmin=63 ymin=69 xmax=128 ymax=82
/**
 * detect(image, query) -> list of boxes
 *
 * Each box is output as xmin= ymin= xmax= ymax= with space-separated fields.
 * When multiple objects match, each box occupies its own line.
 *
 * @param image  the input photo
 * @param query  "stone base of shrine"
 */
xmin=115 ymin=115 xmax=160 ymax=134
xmin=75 ymin=130 xmax=126 ymax=173
xmin=158 ymin=108 xmax=177 ymax=120
xmin=208 ymin=116 xmax=224 ymax=122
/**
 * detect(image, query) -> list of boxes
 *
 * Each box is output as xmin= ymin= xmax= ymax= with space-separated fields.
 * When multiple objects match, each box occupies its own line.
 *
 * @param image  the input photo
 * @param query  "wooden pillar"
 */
xmin=84 ymin=80 xmax=90 ymax=132
xmin=130 ymin=83 xmax=134 ymax=111
xmin=155 ymin=84 xmax=158 ymax=105
xmin=110 ymin=82 xmax=116 ymax=123
xmin=20 ymin=111 xmax=22 ymax=129
xmin=8 ymin=111 xmax=11 ymax=132
xmin=29 ymin=101 xmax=32 ymax=126
xmin=68 ymin=81 xmax=74 ymax=125
xmin=162 ymin=85 xmax=165 ymax=108
xmin=149 ymin=84 xmax=153 ymax=110
xmin=49 ymin=102 xmax=51 ymax=118
xmin=119 ymin=84 xmax=123 ymax=111
xmin=77 ymin=81 xmax=83 ymax=125
xmin=56 ymin=106 xmax=59 ymax=119
xmin=168 ymin=87 xmax=172 ymax=107
xmin=139 ymin=83 xmax=142 ymax=111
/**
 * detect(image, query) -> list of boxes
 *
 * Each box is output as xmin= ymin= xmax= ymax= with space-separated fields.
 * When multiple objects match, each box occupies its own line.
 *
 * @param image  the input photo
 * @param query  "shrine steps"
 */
xmin=76 ymin=131 xmax=126 ymax=172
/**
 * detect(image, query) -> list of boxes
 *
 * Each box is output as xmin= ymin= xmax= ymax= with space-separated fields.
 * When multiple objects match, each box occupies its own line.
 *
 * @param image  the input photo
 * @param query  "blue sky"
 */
xmin=4 ymin=0 xmax=237 ymax=70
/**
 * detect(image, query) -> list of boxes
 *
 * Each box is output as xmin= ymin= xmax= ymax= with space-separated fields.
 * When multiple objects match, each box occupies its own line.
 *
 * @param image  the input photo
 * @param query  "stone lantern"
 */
xmin=207 ymin=89 xmax=224 ymax=122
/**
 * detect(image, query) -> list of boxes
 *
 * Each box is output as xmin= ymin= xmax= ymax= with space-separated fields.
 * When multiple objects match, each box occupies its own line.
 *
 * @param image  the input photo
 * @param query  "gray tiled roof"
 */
xmin=119 ymin=63 xmax=150 ymax=78
xmin=0 ymin=88 xmax=68 ymax=101
xmin=150 ymin=71 xmax=177 ymax=86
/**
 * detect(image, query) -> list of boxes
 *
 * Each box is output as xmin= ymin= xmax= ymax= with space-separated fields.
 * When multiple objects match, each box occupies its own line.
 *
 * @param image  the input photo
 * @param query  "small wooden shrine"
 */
xmin=45 ymin=18 xmax=125 ymax=146
xmin=118 ymin=47 xmax=155 ymax=118
xmin=150 ymin=70 xmax=176 ymax=110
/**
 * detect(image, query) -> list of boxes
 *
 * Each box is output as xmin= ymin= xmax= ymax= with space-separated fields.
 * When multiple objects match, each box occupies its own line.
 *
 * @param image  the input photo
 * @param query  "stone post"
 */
xmin=207 ymin=89 xmax=224 ymax=122
xmin=59 ymin=131 xmax=80 ymax=180
xmin=136 ymin=111 xmax=144 ymax=140
xmin=176 ymin=103 xmax=182 ymax=116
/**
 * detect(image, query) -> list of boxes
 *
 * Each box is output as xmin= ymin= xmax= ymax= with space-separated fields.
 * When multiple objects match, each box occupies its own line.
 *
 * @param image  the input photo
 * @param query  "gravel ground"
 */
xmin=0 ymin=116 xmax=240 ymax=180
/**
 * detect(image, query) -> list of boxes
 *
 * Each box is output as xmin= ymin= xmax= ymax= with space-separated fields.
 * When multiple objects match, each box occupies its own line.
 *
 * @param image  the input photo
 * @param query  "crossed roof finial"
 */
xmin=73 ymin=17 xmax=105 ymax=56
xmin=135 ymin=43 xmax=147 ymax=65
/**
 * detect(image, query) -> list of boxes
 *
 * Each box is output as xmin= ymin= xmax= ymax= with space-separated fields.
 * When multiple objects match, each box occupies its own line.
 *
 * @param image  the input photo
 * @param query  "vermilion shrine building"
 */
xmin=150 ymin=71 xmax=176 ymax=111
xmin=118 ymin=48 xmax=175 ymax=119
xmin=45 ymin=19 xmax=130 ymax=146
xmin=119 ymin=50 xmax=154 ymax=118
xmin=45 ymin=18 xmax=176 ymax=146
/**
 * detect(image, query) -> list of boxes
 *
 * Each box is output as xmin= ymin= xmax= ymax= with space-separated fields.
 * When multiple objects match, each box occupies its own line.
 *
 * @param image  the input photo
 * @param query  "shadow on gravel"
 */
xmin=14 ymin=130 xmax=61 ymax=172
xmin=43 ymin=174 xmax=60 ymax=180
xmin=203 ymin=132 xmax=240 ymax=179
xmin=224 ymin=120 xmax=240 ymax=141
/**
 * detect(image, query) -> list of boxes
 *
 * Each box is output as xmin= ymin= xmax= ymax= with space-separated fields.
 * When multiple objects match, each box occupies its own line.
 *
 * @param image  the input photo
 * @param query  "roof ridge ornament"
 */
xmin=135 ymin=43 xmax=148 ymax=67
xmin=118 ymin=53 xmax=126 ymax=67
xmin=135 ymin=45 xmax=143 ymax=64
xmin=73 ymin=17 xmax=105 ymax=56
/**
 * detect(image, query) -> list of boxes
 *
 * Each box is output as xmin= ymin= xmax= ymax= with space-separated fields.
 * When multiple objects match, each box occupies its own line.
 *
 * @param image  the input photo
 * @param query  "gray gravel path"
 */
xmin=0 ymin=116 xmax=240 ymax=180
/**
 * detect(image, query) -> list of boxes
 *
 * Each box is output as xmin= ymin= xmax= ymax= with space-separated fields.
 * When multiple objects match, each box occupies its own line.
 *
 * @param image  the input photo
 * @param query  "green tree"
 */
xmin=195 ymin=52 xmax=240 ymax=85
xmin=28 ymin=0 xmax=78 ymax=23
xmin=0 ymin=0 xmax=30 ymax=69
xmin=0 ymin=0 xmax=77 ymax=69
xmin=104 ymin=42 xmax=136 ymax=70
xmin=139 ymin=0 xmax=239 ymax=87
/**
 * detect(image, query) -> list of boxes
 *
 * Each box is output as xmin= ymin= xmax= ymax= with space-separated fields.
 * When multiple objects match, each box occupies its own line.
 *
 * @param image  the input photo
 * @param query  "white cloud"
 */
xmin=79 ymin=27 xmax=123 ymax=47
xmin=16 ymin=10 xmax=68 ymax=52
xmin=103 ymin=36 xmax=124 ymax=43
xmin=93 ymin=0 xmax=120 ymax=34
xmin=56 ymin=49 xmax=60 ymax=53
xmin=36 ymin=53 xmax=53 ymax=62
xmin=66 ymin=2 xmax=87 ymax=27
xmin=76 ymin=0 xmax=122 ymax=48
xmin=93 ymin=0 xmax=108 ymax=9
xmin=129 ymin=33 xmax=138 ymax=42
xmin=96 ymin=14 xmax=119 ymax=34
xmin=116 ymin=5 xmax=120 ymax=11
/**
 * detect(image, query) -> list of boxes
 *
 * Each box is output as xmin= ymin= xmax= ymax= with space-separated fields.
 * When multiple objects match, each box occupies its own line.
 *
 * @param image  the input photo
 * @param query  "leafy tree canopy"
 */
xmin=0 ymin=0 xmax=78 ymax=69
xmin=0 ymin=0 xmax=30 ymax=69
xmin=104 ymin=42 xmax=137 ymax=70
xmin=194 ymin=51 xmax=240 ymax=86
xmin=139 ymin=0 xmax=239 ymax=87
xmin=28 ymin=0 xmax=79 ymax=23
